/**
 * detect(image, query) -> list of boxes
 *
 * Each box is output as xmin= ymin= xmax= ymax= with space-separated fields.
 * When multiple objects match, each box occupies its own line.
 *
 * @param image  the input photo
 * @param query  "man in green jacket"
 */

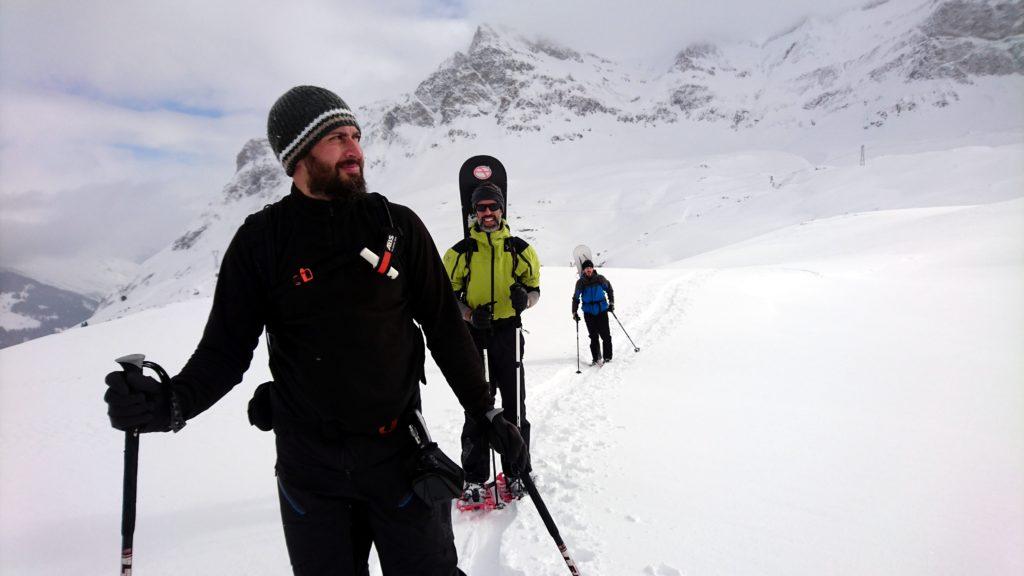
xmin=443 ymin=182 xmax=541 ymax=502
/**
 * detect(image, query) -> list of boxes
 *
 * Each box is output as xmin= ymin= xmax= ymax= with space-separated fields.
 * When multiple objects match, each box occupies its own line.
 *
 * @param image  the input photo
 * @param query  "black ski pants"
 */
xmin=461 ymin=322 xmax=531 ymax=483
xmin=584 ymin=311 xmax=613 ymax=362
xmin=275 ymin=426 xmax=465 ymax=576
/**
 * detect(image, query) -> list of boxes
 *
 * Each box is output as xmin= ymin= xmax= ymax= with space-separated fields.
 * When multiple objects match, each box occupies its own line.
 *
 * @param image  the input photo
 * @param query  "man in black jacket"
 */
xmin=103 ymin=86 xmax=527 ymax=576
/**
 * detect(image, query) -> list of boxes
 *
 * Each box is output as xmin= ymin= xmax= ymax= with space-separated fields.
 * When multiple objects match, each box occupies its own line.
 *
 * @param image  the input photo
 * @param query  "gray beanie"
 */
xmin=267 ymin=86 xmax=361 ymax=176
xmin=470 ymin=182 xmax=506 ymax=212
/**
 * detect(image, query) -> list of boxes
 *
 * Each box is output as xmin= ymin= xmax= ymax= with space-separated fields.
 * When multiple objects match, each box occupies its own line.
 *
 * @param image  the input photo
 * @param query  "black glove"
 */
xmin=248 ymin=381 xmax=273 ymax=431
xmin=572 ymin=312 xmax=580 ymax=322
xmin=470 ymin=303 xmax=493 ymax=330
xmin=510 ymin=284 xmax=529 ymax=314
xmin=104 ymin=370 xmax=172 ymax=433
xmin=483 ymin=408 xmax=530 ymax=476
xmin=608 ymin=302 xmax=615 ymax=313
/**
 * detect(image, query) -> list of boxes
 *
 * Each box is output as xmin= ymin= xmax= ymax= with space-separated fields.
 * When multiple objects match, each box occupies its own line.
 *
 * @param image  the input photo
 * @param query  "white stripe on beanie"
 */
xmin=277 ymin=107 xmax=356 ymax=160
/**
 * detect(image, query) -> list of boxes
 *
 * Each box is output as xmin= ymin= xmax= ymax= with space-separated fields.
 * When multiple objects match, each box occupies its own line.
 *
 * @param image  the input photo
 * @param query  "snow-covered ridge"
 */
xmin=89 ymin=0 xmax=1024 ymax=323
xmin=90 ymin=139 xmax=288 ymax=323
xmin=364 ymin=0 xmax=1023 ymax=144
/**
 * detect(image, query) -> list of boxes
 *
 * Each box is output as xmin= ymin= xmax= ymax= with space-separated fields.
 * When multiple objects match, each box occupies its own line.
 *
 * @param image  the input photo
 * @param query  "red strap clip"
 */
xmin=377 ymin=418 xmax=398 ymax=436
xmin=293 ymin=267 xmax=314 ymax=286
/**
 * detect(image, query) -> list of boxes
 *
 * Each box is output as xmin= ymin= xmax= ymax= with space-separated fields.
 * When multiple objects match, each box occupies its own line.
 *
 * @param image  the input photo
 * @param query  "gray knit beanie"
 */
xmin=267 ymin=86 xmax=361 ymax=176
xmin=470 ymin=182 xmax=506 ymax=212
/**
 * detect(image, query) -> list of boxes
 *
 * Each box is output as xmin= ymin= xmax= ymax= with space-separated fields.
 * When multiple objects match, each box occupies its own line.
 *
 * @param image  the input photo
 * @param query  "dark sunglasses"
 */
xmin=474 ymin=203 xmax=501 ymax=213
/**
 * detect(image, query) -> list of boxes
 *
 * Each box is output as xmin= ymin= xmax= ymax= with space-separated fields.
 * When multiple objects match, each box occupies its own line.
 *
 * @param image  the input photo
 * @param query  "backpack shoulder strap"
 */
xmin=503 ymin=235 xmax=532 ymax=281
xmin=368 ymin=193 xmax=402 ymax=277
xmin=451 ymin=237 xmax=477 ymax=254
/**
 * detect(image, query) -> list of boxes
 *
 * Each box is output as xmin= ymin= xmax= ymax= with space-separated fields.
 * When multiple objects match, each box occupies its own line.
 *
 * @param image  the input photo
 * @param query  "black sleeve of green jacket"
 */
xmin=396 ymin=205 xmax=493 ymax=418
xmin=170 ymin=220 xmax=267 ymax=420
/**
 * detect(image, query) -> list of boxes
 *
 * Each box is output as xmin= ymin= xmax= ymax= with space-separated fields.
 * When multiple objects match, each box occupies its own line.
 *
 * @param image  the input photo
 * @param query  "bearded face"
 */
xmin=302 ymin=153 xmax=368 ymax=200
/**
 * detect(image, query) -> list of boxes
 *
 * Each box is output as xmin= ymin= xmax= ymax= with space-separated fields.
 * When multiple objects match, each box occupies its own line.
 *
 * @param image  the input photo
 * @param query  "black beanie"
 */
xmin=267 ymin=86 xmax=361 ymax=176
xmin=470 ymin=182 xmax=506 ymax=212
xmin=582 ymin=259 xmax=594 ymax=269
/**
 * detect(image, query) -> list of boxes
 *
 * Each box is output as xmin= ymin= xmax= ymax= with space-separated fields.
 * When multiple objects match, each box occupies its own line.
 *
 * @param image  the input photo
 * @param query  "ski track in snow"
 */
xmin=457 ymin=270 xmax=713 ymax=575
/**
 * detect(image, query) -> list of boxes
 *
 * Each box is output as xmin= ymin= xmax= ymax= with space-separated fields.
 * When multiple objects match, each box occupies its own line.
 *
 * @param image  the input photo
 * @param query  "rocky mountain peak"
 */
xmin=223 ymin=138 xmax=285 ymax=202
xmin=672 ymin=42 xmax=722 ymax=73
xmin=923 ymin=0 xmax=1024 ymax=41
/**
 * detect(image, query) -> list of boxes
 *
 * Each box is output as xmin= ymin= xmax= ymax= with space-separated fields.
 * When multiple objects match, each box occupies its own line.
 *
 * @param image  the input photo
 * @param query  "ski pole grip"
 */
xmin=115 ymin=353 xmax=145 ymax=374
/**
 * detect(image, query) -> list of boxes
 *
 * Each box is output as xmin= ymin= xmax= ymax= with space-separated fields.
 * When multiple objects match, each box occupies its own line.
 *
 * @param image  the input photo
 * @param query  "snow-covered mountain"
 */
xmin=0 ymin=269 xmax=98 ymax=348
xmin=90 ymin=140 xmax=287 ymax=322
xmin=364 ymin=0 xmax=1023 ymax=147
xmin=90 ymin=0 xmax=1024 ymax=323
xmin=649 ymin=0 xmax=1024 ymax=131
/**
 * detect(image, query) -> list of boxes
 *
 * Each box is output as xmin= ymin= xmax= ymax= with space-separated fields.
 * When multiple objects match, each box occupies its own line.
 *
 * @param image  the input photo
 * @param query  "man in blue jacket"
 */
xmin=572 ymin=260 xmax=614 ymax=365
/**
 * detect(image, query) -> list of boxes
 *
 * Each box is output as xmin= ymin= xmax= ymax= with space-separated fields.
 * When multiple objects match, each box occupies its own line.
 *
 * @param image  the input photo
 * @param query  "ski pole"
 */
xmin=482 ymin=347 xmax=503 ymax=509
xmin=116 ymin=356 xmax=140 ymax=576
xmin=522 ymin=474 xmax=582 ymax=576
xmin=515 ymin=319 xmax=522 ymax=429
xmin=574 ymin=318 xmax=581 ymax=374
xmin=610 ymin=310 xmax=640 ymax=352
xmin=114 ymin=354 xmax=172 ymax=576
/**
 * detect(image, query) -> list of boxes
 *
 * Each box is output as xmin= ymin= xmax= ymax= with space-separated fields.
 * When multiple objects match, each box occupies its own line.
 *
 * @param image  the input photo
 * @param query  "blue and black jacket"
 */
xmin=572 ymin=272 xmax=614 ymax=316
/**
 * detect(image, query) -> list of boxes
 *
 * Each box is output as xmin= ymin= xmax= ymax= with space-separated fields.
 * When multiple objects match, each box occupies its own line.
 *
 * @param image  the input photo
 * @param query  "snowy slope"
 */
xmin=2 ymin=187 xmax=1021 ymax=573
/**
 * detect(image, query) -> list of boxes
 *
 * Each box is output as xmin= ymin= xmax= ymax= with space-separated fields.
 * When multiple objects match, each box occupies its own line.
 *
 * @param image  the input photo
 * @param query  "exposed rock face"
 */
xmin=364 ymin=24 xmax=628 ymax=145
xmin=223 ymin=139 xmax=286 ymax=201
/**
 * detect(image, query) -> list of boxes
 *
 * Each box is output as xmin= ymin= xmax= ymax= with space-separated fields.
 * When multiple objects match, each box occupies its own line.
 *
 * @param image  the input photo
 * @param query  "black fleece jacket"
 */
xmin=171 ymin=186 xmax=492 ymax=434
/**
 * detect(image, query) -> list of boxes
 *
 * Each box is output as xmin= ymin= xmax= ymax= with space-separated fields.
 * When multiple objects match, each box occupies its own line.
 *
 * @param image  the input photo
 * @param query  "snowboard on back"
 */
xmin=572 ymin=245 xmax=593 ymax=276
xmin=459 ymin=155 xmax=508 ymax=239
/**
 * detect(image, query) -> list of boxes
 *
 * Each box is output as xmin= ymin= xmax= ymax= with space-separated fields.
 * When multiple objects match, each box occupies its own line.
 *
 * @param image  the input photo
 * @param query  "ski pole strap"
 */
xmin=142 ymin=360 xmax=186 ymax=433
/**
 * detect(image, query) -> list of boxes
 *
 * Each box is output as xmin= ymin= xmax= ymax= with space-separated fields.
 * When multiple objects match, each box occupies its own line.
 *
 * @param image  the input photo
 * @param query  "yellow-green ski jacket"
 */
xmin=443 ymin=221 xmax=541 ymax=322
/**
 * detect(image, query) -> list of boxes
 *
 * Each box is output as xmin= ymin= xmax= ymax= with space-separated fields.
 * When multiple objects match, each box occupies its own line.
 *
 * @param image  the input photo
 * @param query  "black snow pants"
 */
xmin=461 ymin=321 xmax=531 ymax=483
xmin=584 ymin=310 xmax=613 ymax=363
xmin=275 ymin=424 xmax=466 ymax=576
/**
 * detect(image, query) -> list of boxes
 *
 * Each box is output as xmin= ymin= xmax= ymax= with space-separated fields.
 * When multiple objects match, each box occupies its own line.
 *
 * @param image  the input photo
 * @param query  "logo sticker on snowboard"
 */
xmin=472 ymin=165 xmax=493 ymax=180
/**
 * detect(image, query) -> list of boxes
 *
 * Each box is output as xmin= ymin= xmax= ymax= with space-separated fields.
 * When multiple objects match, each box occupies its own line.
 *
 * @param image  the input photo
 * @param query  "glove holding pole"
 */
xmin=105 ymin=353 xmax=184 ymax=576
xmin=481 ymin=408 xmax=529 ymax=476
xmin=510 ymin=283 xmax=529 ymax=315
xmin=470 ymin=302 xmax=495 ymax=331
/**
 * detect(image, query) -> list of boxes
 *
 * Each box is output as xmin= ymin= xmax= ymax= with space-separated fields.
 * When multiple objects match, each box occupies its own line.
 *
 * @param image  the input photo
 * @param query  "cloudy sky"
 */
xmin=0 ymin=0 xmax=868 ymax=288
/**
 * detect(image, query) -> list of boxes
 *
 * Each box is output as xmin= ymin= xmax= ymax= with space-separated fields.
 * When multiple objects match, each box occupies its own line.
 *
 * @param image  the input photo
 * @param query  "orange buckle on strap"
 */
xmin=378 ymin=418 xmax=398 ymax=436
xmin=293 ymin=267 xmax=314 ymax=285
